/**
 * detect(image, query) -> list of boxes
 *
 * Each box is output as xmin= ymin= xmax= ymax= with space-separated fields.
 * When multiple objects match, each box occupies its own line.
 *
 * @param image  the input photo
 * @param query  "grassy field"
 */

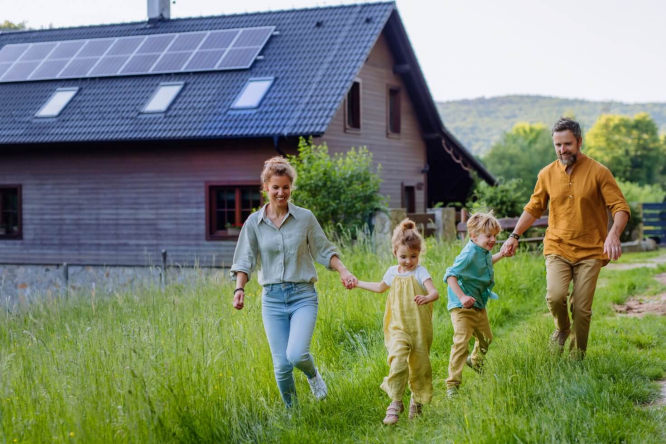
xmin=1 ymin=241 xmax=665 ymax=443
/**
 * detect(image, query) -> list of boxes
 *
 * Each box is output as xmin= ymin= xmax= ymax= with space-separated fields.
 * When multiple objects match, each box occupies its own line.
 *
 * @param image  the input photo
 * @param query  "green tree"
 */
xmin=466 ymin=177 xmax=525 ymax=218
xmin=0 ymin=20 xmax=27 ymax=30
xmin=585 ymin=113 xmax=664 ymax=186
xmin=483 ymin=122 xmax=556 ymax=199
xmin=288 ymin=138 xmax=386 ymax=235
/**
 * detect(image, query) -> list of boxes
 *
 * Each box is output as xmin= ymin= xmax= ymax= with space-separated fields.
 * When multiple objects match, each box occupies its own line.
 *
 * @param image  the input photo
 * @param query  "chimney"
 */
xmin=147 ymin=0 xmax=171 ymax=22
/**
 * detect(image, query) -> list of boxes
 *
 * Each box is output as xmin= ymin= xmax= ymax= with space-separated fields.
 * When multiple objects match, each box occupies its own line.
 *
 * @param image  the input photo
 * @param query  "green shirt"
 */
xmin=444 ymin=240 xmax=498 ymax=310
xmin=230 ymin=203 xmax=339 ymax=285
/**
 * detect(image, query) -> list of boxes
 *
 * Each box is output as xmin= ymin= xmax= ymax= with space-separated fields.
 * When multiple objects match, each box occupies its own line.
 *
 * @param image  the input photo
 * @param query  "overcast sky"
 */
xmin=2 ymin=0 xmax=665 ymax=103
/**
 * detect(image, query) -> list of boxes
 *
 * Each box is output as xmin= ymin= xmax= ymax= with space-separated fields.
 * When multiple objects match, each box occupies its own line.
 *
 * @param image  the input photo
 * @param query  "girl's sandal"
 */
xmin=383 ymin=401 xmax=404 ymax=425
xmin=408 ymin=397 xmax=423 ymax=419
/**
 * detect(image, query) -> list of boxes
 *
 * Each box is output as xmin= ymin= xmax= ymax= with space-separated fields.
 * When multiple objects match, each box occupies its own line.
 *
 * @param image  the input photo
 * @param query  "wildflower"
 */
xmin=69 ymin=432 xmax=75 ymax=437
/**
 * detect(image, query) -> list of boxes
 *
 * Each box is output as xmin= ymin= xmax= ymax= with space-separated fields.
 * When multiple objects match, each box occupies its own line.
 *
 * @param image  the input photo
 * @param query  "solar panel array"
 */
xmin=0 ymin=26 xmax=275 ymax=83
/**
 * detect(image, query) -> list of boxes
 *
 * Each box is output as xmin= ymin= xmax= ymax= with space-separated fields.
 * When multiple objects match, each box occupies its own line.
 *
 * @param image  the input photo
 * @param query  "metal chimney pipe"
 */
xmin=148 ymin=0 xmax=171 ymax=21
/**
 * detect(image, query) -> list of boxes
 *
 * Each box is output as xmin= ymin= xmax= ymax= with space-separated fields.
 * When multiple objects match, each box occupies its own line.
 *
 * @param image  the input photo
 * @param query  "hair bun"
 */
xmin=399 ymin=219 xmax=415 ymax=231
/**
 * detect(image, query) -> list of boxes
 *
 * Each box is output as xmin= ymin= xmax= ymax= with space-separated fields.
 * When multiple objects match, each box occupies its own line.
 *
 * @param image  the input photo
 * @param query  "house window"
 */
xmin=0 ymin=186 xmax=22 ymax=239
xmin=35 ymin=87 xmax=79 ymax=118
xmin=142 ymin=82 xmax=184 ymax=113
xmin=231 ymin=77 xmax=274 ymax=109
xmin=403 ymin=184 xmax=415 ymax=214
xmin=345 ymin=80 xmax=361 ymax=132
xmin=387 ymin=86 xmax=401 ymax=136
xmin=207 ymin=184 xmax=263 ymax=239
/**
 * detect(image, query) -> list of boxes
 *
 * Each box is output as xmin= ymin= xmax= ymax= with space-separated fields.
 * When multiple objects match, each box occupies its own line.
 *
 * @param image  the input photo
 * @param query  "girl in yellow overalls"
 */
xmin=355 ymin=219 xmax=439 ymax=425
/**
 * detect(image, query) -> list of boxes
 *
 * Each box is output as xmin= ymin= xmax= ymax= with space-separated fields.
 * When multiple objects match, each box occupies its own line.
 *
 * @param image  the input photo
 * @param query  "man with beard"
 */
xmin=501 ymin=117 xmax=630 ymax=357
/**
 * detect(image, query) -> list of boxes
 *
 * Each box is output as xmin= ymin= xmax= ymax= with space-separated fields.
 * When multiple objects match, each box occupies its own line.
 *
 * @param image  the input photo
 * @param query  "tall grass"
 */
xmin=1 ymin=241 xmax=665 ymax=443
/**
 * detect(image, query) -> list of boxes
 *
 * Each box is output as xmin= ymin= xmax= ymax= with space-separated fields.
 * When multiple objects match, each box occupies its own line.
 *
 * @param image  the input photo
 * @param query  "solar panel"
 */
xmin=0 ymin=26 xmax=274 ymax=83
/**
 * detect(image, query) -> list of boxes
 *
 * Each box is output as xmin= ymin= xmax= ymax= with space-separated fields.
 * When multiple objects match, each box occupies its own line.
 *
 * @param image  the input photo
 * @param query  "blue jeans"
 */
xmin=262 ymin=282 xmax=319 ymax=407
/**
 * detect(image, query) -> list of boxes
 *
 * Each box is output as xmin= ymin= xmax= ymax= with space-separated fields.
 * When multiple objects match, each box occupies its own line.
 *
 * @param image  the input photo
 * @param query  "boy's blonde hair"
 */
xmin=466 ymin=211 xmax=502 ymax=237
xmin=391 ymin=218 xmax=424 ymax=253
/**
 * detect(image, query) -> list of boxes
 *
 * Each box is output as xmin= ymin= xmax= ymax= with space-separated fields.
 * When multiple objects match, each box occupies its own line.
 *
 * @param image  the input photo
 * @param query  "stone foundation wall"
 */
xmin=0 ymin=264 xmax=230 ymax=306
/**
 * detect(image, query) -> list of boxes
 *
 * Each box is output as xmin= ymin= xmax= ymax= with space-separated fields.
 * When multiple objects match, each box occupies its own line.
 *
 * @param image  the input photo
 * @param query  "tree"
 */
xmin=585 ymin=113 xmax=664 ymax=186
xmin=288 ymin=138 xmax=386 ymax=235
xmin=0 ymin=20 xmax=27 ymax=30
xmin=483 ymin=122 xmax=556 ymax=199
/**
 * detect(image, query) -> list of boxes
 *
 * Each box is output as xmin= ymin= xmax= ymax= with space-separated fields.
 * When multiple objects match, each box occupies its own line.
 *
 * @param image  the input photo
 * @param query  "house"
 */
xmin=0 ymin=1 xmax=495 ymax=273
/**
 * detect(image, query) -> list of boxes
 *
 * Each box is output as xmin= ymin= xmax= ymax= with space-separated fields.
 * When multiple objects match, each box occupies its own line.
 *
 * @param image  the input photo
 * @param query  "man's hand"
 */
xmin=340 ymin=269 xmax=358 ymax=289
xmin=460 ymin=295 xmax=476 ymax=309
xmin=501 ymin=237 xmax=518 ymax=257
xmin=604 ymin=232 xmax=622 ymax=261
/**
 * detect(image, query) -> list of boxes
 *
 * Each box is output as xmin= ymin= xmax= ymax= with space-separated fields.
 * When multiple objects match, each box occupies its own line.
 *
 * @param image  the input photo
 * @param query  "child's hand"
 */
xmin=414 ymin=294 xmax=433 ymax=305
xmin=460 ymin=295 xmax=475 ymax=308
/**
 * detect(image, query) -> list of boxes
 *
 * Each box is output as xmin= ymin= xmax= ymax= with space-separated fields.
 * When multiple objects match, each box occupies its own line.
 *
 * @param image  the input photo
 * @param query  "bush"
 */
xmin=289 ymin=138 xmax=386 ymax=235
xmin=466 ymin=177 xmax=525 ymax=218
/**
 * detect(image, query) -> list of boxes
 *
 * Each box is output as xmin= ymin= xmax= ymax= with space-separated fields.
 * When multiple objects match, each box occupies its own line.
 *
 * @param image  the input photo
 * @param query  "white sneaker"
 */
xmin=307 ymin=368 xmax=328 ymax=400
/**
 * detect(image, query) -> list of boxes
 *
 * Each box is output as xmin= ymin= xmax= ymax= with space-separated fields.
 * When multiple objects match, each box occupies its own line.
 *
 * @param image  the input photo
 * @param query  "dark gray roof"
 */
xmin=0 ymin=2 xmax=495 ymax=183
xmin=0 ymin=2 xmax=394 ymax=143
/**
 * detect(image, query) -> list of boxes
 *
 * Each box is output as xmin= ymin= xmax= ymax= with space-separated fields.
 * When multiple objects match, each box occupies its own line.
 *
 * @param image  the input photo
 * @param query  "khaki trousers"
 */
xmin=446 ymin=308 xmax=492 ymax=388
xmin=545 ymin=255 xmax=603 ymax=353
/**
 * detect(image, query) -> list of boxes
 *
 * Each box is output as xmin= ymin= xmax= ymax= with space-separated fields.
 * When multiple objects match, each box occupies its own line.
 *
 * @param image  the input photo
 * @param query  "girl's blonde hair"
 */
xmin=466 ymin=210 xmax=502 ymax=237
xmin=261 ymin=156 xmax=297 ymax=185
xmin=391 ymin=218 xmax=424 ymax=253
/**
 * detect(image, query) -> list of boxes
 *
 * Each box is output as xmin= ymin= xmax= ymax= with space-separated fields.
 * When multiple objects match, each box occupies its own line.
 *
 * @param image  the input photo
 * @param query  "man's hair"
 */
xmin=551 ymin=117 xmax=582 ymax=140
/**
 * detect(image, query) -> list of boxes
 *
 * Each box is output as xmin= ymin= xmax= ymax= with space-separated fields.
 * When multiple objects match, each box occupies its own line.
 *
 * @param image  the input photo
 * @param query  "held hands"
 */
xmin=340 ymin=269 xmax=358 ymax=289
xmin=460 ymin=294 xmax=476 ymax=309
xmin=500 ymin=237 xmax=518 ymax=257
xmin=233 ymin=289 xmax=245 ymax=310
xmin=604 ymin=233 xmax=622 ymax=261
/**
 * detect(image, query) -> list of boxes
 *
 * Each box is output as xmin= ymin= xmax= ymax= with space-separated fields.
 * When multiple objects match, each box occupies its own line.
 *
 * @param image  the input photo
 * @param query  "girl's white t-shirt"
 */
xmin=382 ymin=265 xmax=432 ymax=291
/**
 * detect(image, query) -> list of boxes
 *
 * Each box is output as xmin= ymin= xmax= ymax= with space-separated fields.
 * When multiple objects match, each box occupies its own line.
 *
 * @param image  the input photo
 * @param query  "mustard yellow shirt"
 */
xmin=524 ymin=154 xmax=630 ymax=264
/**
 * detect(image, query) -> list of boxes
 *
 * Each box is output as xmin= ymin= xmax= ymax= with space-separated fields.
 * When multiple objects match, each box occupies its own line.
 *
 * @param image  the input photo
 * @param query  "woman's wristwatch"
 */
xmin=509 ymin=232 xmax=520 ymax=240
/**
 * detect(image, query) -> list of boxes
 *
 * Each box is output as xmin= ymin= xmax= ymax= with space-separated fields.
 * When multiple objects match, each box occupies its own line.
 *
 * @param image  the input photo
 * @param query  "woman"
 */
xmin=230 ymin=156 xmax=357 ymax=407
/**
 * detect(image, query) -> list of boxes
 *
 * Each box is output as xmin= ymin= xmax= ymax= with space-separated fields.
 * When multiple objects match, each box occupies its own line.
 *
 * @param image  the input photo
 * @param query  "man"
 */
xmin=501 ymin=117 xmax=630 ymax=356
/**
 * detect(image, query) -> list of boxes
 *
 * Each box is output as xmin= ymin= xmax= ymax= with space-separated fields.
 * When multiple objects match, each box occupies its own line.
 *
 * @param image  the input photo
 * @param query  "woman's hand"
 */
xmin=340 ymin=269 xmax=358 ymax=289
xmin=233 ymin=289 xmax=245 ymax=310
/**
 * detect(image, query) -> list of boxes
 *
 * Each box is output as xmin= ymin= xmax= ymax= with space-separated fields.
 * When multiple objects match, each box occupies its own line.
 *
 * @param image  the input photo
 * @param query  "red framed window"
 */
xmin=345 ymin=80 xmax=361 ymax=132
xmin=206 ymin=184 xmax=263 ymax=240
xmin=0 ymin=185 xmax=22 ymax=240
xmin=387 ymin=86 xmax=401 ymax=136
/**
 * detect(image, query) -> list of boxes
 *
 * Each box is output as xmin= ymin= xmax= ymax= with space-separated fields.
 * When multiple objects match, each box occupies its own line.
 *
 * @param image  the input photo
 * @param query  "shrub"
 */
xmin=289 ymin=138 xmax=386 ymax=235
xmin=466 ymin=177 xmax=525 ymax=218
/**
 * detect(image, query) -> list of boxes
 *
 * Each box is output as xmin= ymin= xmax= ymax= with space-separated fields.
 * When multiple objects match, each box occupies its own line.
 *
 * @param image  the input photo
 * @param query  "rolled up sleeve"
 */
xmin=306 ymin=211 xmax=339 ymax=270
xmin=524 ymin=171 xmax=549 ymax=219
xmin=444 ymin=253 xmax=469 ymax=283
xmin=599 ymin=167 xmax=631 ymax=219
xmin=229 ymin=222 xmax=259 ymax=280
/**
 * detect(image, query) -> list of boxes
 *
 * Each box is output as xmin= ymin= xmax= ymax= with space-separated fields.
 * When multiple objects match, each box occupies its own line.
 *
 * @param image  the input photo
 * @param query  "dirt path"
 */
xmin=605 ymin=251 xmax=666 ymax=271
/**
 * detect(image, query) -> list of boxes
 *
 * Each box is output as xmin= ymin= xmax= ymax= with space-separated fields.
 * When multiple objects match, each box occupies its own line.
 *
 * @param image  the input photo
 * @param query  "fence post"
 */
xmin=161 ymin=249 xmax=168 ymax=291
xmin=63 ymin=262 xmax=69 ymax=298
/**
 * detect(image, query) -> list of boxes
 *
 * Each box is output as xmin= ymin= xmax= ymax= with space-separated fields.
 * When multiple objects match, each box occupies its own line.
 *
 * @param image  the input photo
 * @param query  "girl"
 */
xmin=230 ymin=156 xmax=358 ymax=408
xmin=354 ymin=219 xmax=439 ymax=425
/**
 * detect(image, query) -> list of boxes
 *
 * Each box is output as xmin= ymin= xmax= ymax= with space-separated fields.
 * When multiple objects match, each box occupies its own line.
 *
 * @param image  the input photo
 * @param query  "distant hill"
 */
xmin=437 ymin=95 xmax=666 ymax=156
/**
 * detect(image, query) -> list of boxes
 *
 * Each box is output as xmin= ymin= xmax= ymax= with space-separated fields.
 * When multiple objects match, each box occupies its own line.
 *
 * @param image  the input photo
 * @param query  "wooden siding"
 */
xmin=315 ymin=32 xmax=428 ymax=212
xmin=0 ymin=141 xmax=278 ymax=267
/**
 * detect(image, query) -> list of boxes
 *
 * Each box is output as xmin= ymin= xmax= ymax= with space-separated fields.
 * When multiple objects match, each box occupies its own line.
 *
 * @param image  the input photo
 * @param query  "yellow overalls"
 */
xmin=380 ymin=274 xmax=434 ymax=404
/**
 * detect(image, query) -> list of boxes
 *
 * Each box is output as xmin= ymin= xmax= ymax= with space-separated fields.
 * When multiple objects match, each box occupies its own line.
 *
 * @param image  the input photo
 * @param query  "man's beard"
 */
xmin=558 ymin=153 xmax=577 ymax=166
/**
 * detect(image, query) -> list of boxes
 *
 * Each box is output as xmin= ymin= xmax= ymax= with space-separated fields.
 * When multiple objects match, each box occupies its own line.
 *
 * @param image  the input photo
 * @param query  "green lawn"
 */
xmin=1 ymin=243 xmax=665 ymax=443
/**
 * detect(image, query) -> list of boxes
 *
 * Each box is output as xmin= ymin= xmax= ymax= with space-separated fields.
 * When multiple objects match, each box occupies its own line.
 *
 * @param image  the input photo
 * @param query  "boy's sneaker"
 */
xmin=408 ymin=396 xmax=423 ymax=420
xmin=446 ymin=386 xmax=459 ymax=399
xmin=383 ymin=401 xmax=404 ymax=425
xmin=466 ymin=356 xmax=482 ymax=373
xmin=307 ymin=368 xmax=328 ymax=400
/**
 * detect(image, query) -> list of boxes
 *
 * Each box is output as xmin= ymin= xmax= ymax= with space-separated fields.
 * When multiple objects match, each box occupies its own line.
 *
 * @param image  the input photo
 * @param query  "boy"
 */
xmin=444 ymin=211 xmax=507 ymax=396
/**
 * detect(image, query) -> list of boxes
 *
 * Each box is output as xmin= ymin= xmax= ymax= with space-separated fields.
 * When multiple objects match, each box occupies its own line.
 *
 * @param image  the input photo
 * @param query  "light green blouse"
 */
xmin=230 ymin=203 xmax=339 ymax=285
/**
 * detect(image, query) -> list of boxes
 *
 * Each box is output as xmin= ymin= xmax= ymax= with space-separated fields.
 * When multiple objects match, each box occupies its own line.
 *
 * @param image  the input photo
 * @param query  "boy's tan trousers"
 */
xmin=446 ymin=307 xmax=492 ymax=388
xmin=545 ymin=254 xmax=603 ymax=353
